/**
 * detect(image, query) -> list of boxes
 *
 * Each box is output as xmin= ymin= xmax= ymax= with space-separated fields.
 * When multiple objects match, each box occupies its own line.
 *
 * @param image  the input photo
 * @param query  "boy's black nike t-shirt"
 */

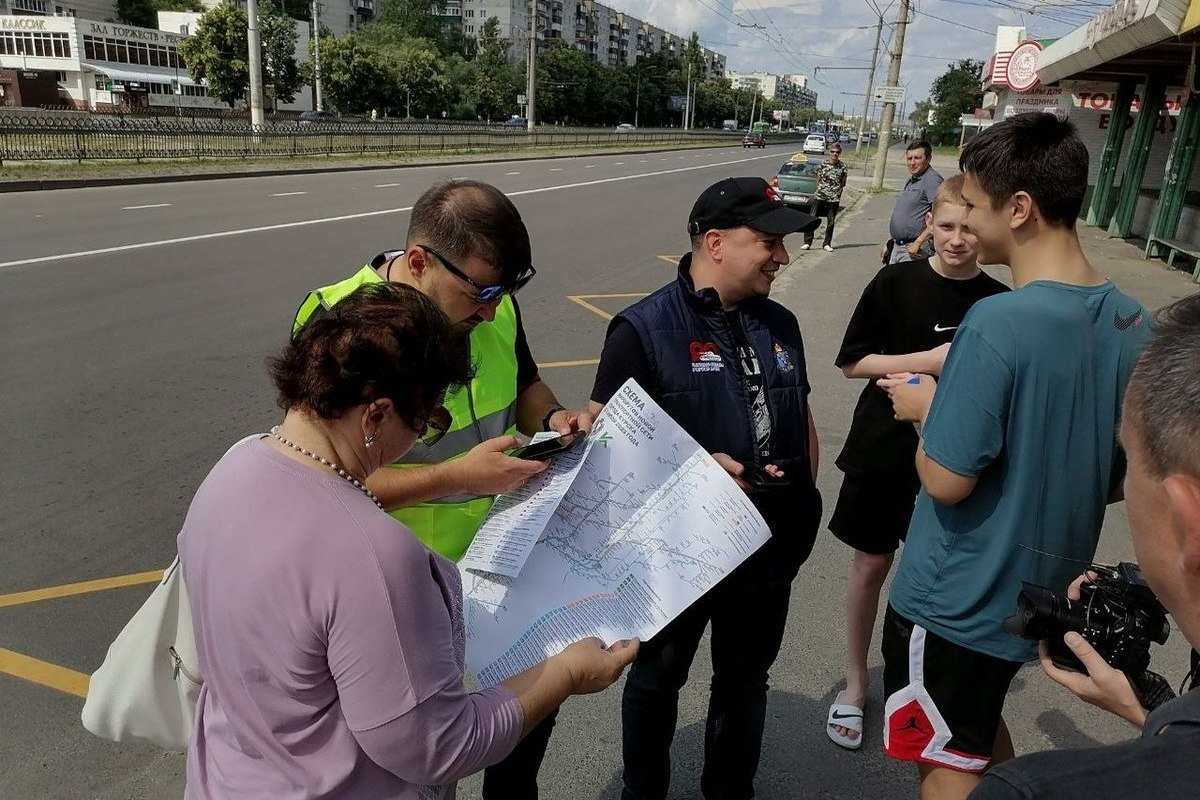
xmin=835 ymin=258 xmax=1009 ymax=475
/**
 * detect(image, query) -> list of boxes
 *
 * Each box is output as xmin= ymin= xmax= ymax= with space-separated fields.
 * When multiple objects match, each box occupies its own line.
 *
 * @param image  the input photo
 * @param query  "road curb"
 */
xmin=0 ymin=139 xmax=781 ymax=193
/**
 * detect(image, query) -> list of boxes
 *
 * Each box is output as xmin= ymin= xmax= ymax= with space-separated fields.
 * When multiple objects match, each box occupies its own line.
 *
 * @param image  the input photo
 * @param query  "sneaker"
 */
xmin=800 ymin=243 xmax=811 ymax=250
xmin=823 ymin=244 xmax=834 ymax=252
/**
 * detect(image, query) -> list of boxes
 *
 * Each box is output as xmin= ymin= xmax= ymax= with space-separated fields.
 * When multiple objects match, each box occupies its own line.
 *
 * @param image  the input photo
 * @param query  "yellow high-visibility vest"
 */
xmin=293 ymin=263 xmax=519 ymax=561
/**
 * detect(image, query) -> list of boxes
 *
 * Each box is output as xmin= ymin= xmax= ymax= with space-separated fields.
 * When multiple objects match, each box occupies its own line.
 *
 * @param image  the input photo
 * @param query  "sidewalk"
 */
xmin=819 ymin=147 xmax=1197 ymax=308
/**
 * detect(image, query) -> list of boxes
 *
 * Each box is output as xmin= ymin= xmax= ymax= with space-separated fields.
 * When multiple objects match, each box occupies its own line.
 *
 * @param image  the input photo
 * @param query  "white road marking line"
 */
xmin=614 ymin=162 xmax=625 ymax=165
xmin=0 ymin=152 xmax=782 ymax=270
xmin=122 ymin=203 xmax=172 ymax=210
xmin=549 ymin=167 xmax=563 ymax=171
xmin=506 ymin=171 xmax=521 ymax=175
xmin=639 ymin=160 xmax=647 ymax=163
xmin=584 ymin=165 xmax=595 ymax=169
xmin=374 ymin=183 xmax=402 ymax=188
xmin=270 ymin=191 xmax=307 ymax=197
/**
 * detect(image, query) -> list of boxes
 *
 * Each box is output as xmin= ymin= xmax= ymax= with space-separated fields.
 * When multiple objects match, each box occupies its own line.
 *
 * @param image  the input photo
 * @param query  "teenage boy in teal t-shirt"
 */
xmin=877 ymin=113 xmax=1152 ymax=800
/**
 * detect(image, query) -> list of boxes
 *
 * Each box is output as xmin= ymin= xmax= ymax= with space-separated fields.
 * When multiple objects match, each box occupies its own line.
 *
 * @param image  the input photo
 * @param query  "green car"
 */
xmin=770 ymin=154 xmax=825 ymax=214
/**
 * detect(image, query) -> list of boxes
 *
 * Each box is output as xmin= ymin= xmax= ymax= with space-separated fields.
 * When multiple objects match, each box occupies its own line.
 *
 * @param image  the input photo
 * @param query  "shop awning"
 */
xmin=1037 ymin=0 xmax=1191 ymax=85
xmin=82 ymin=63 xmax=200 ymax=87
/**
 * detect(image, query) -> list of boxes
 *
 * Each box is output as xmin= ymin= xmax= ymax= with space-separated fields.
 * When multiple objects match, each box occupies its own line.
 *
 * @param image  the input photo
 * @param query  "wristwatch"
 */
xmin=542 ymin=405 xmax=566 ymax=431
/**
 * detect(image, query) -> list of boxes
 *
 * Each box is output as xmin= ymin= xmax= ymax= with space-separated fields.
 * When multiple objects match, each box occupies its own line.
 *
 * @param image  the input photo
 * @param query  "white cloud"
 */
xmin=599 ymin=0 xmax=1091 ymax=119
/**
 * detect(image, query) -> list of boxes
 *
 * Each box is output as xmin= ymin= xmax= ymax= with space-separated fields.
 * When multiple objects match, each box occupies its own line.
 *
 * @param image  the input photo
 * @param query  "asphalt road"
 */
xmin=0 ymin=142 xmax=1179 ymax=800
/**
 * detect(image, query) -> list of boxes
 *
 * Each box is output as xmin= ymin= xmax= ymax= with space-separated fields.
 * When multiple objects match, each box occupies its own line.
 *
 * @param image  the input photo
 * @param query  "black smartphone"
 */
xmin=510 ymin=431 xmax=586 ymax=461
xmin=740 ymin=464 xmax=791 ymax=490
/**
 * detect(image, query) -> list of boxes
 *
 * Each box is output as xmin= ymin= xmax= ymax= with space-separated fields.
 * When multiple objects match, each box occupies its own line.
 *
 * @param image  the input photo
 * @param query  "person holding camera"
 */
xmin=587 ymin=177 xmax=825 ymax=799
xmin=968 ymin=293 xmax=1200 ymax=799
xmin=879 ymin=114 xmax=1152 ymax=800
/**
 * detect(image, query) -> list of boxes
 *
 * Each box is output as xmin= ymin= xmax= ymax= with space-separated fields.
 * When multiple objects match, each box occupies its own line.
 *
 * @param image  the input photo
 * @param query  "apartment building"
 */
xmin=460 ymin=0 xmax=725 ymax=74
xmin=727 ymin=70 xmax=817 ymax=108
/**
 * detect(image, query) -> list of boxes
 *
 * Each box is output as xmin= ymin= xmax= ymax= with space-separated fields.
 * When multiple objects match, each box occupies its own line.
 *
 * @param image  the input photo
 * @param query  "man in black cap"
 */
xmin=587 ymin=177 xmax=825 ymax=800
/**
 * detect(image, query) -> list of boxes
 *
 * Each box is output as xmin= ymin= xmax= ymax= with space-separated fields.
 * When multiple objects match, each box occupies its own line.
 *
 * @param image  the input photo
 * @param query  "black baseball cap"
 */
xmin=688 ymin=177 xmax=821 ymax=236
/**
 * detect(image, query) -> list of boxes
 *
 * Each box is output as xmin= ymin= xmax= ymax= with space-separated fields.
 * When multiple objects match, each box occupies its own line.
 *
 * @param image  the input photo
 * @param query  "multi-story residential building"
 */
xmin=461 ymin=0 xmax=725 ymax=74
xmin=728 ymin=70 xmax=817 ymax=108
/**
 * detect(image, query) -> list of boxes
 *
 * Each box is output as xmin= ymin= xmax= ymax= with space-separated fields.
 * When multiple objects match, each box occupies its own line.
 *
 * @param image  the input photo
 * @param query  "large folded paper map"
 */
xmin=460 ymin=378 xmax=771 ymax=687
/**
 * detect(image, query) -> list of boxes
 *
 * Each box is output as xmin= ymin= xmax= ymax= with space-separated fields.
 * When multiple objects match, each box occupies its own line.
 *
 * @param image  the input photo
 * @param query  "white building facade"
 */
xmin=0 ymin=14 xmax=222 ymax=110
xmin=727 ymin=70 xmax=816 ymax=108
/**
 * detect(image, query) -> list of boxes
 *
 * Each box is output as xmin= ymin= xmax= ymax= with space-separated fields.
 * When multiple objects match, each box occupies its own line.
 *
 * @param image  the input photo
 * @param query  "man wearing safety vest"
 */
xmin=292 ymin=179 xmax=592 ymax=799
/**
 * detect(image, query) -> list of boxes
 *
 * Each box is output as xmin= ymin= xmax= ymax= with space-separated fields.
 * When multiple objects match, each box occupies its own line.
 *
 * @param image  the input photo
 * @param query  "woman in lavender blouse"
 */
xmin=178 ymin=283 xmax=637 ymax=799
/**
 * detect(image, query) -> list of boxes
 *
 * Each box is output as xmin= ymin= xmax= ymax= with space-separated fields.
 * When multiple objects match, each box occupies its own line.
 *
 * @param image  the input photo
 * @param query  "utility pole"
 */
xmin=526 ymin=0 xmax=537 ymax=132
xmin=246 ymin=0 xmax=265 ymax=127
xmin=857 ymin=14 xmax=882 ymax=155
xmin=683 ymin=61 xmax=692 ymax=130
xmin=311 ymin=0 xmax=323 ymax=112
xmin=872 ymin=0 xmax=911 ymax=189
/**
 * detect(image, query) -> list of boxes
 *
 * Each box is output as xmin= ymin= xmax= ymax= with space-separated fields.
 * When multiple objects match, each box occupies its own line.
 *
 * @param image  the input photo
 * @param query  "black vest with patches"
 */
xmin=616 ymin=254 xmax=821 ymax=543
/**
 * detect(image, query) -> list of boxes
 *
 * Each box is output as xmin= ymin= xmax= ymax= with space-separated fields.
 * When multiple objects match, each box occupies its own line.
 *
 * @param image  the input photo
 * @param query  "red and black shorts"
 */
xmin=881 ymin=605 xmax=1023 ymax=773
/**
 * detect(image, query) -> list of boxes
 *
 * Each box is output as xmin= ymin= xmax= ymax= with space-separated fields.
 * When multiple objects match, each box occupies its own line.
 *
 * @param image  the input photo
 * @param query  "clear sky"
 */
xmin=602 ymin=0 xmax=1101 ymax=120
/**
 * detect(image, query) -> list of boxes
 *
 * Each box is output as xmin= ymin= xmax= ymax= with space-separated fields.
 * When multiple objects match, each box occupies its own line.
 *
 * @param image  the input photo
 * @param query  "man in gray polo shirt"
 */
xmin=880 ymin=140 xmax=943 ymax=264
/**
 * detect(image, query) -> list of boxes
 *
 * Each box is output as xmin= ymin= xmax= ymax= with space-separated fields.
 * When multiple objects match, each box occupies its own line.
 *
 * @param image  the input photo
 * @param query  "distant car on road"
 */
xmin=298 ymin=110 xmax=339 ymax=126
xmin=502 ymin=116 xmax=527 ymax=127
xmin=742 ymin=133 xmax=767 ymax=148
xmin=802 ymin=134 xmax=827 ymax=155
xmin=615 ymin=123 xmax=636 ymax=133
xmin=770 ymin=153 xmax=825 ymax=214
xmin=839 ymin=133 xmax=855 ymax=144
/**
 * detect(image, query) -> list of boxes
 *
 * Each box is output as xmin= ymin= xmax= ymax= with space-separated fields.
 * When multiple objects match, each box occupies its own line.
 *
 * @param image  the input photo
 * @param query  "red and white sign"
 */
xmin=1002 ymin=86 xmax=1068 ymax=118
xmin=1005 ymin=41 xmax=1043 ymax=92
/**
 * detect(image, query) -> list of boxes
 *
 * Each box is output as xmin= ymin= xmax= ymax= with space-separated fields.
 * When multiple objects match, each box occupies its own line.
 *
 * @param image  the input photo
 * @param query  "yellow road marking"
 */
xmin=566 ymin=293 xmax=649 ymax=322
xmin=0 ymin=647 xmax=90 ymax=698
xmin=0 ymin=570 xmax=163 ymax=609
xmin=540 ymin=358 xmax=601 ymax=369
xmin=657 ymin=255 xmax=683 ymax=265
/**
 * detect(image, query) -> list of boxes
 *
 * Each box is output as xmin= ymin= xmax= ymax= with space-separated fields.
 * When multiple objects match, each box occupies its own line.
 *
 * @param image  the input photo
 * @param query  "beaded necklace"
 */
xmin=270 ymin=426 xmax=384 ymax=510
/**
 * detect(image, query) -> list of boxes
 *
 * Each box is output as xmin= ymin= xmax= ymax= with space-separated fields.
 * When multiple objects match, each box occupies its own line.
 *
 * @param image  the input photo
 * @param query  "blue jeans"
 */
xmin=620 ymin=535 xmax=809 ymax=800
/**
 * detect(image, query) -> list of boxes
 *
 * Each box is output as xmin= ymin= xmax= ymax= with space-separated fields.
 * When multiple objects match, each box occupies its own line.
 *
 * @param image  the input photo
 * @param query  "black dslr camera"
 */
xmin=1004 ymin=562 xmax=1175 ymax=710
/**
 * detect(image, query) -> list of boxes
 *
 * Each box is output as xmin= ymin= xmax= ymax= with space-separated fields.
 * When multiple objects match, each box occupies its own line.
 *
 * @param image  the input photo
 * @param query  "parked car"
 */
xmin=770 ymin=153 xmax=825 ymax=214
xmin=742 ymin=133 xmax=767 ymax=148
xmin=298 ymin=110 xmax=339 ymax=126
xmin=615 ymin=123 xmax=636 ymax=133
xmin=802 ymin=134 xmax=827 ymax=155
xmin=502 ymin=116 xmax=527 ymax=126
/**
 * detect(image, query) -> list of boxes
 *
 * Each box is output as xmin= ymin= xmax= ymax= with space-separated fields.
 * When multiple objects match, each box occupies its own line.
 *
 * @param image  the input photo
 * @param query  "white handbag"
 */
xmin=80 ymin=435 xmax=266 ymax=750
xmin=81 ymin=555 xmax=202 ymax=750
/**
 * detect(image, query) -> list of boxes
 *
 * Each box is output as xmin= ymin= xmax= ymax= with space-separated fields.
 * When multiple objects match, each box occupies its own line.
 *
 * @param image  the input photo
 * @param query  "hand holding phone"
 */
xmin=510 ymin=431 xmax=586 ymax=461
xmin=740 ymin=463 xmax=791 ymax=490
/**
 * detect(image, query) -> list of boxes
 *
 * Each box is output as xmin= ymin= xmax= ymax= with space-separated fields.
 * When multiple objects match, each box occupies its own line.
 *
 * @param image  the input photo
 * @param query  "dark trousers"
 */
xmin=482 ymin=707 xmax=559 ymax=800
xmin=803 ymin=200 xmax=840 ymax=246
xmin=620 ymin=536 xmax=806 ymax=800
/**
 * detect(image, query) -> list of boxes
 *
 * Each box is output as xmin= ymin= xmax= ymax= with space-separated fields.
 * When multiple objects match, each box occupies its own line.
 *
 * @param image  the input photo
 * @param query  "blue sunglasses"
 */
xmin=419 ymin=245 xmax=536 ymax=304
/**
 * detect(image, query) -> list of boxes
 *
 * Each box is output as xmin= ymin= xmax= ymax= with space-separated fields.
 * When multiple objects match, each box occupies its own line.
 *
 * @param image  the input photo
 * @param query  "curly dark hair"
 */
xmin=269 ymin=282 xmax=473 ymax=424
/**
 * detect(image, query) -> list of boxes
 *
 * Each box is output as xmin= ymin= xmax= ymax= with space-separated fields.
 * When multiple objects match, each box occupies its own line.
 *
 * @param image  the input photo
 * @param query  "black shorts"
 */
xmin=881 ymin=606 xmax=1022 ymax=773
xmin=828 ymin=470 xmax=921 ymax=555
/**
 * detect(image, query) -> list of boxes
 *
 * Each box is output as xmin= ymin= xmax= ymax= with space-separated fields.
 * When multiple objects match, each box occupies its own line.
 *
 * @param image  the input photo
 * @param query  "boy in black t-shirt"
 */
xmin=826 ymin=174 xmax=1009 ymax=750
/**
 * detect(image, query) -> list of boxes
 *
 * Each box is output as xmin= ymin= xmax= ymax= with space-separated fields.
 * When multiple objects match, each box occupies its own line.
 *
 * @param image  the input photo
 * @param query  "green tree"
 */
xmin=376 ymin=0 xmax=446 ymax=44
xmin=535 ymin=42 xmax=590 ymax=123
xmin=261 ymin=0 xmax=302 ymax=106
xmin=471 ymin=17 xmax=518 ymax=120
xmin=928 ymin=59 xmax=985 ymax=144
xmin=909 ymin=98 xmax=934 ymax=135
xmin=309 ymin=34 xmax=396 ymax=114
xmin=178 ymin=3 xmax=250 ymax=107
xmin=395 ymin=46 xmax=450 ymax=117
xmin=179 ymin=1 xmax=301 ymax=109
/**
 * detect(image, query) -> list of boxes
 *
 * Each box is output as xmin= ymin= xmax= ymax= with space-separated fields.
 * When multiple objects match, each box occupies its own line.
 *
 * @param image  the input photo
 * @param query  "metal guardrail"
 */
xmin=0 ymin=114 xmax=799 ymax=163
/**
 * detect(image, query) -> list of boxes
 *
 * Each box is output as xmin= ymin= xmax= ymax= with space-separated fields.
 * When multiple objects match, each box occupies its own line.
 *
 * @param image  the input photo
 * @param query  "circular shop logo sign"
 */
xmin=1006 ymin=41 xmax=1043 ymax=92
